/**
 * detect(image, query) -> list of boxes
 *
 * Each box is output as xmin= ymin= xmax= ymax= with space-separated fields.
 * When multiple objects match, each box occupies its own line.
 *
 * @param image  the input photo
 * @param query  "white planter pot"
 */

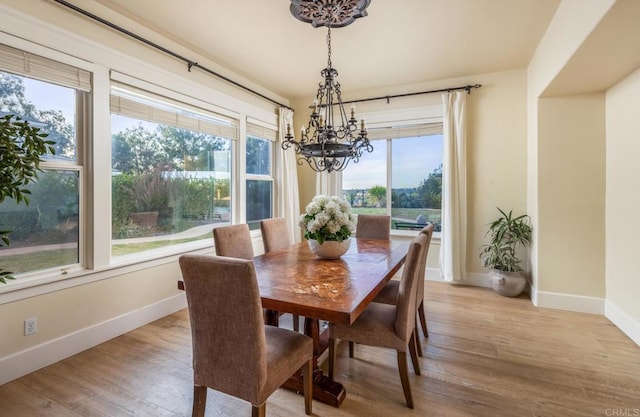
xmin=490 ymin=270 xmax=527 ymax=297
xmin=307 ymin=238 xmax=351 ymax=259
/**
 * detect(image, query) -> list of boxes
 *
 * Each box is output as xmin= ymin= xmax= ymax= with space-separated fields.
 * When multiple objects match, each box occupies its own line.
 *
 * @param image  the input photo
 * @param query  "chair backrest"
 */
xmin=394 ymin=233 xmax=428 ymax=342
xmin=213 ymin=223 xmax=254 ymax=260
xmin=179 ymin=254 xmax=267 ymax=403
xmin=416 ymin=224 xmax=435 ymax=307
xmin=260 ymin=217 xmax=291 ymax=253
xmin=355 ymin=214 xmax=391 ymax=240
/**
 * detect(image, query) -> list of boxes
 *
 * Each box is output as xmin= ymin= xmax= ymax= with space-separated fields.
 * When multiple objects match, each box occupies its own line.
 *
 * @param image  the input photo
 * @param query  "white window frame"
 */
xmin=245 ymin=118 xmax=277 ymax=227
xmin=0 ymin=44 xmax=91 ymax=286
xmin=341 ymin=105 xmax=444 ymax=238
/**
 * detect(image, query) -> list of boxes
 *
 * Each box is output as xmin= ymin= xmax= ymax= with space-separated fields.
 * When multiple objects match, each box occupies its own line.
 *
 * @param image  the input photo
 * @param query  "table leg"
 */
xmin=281 ymin=317 xmax=346 ymax=407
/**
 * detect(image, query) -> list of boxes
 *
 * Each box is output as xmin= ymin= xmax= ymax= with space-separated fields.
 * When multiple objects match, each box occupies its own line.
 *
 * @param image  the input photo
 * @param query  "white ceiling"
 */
xmin=89 ymin=0 xmax=560 ymax=101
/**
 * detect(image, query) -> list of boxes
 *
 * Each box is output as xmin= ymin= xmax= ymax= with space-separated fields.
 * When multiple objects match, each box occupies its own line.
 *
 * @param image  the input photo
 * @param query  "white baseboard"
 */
xmin=425 ymin=268 xmax=492 ymax=288
xmin=0 ymin=293 xmax=187 ymax=386
xmin=534 ymin=290 xmax=605 ymax=315
xmin=605 ymin=300 xmax=640 ymax=346
xmin=427 ymin=270 xmax=638 ymax=347
xmin=460 ymin=272 xmax=493 ymax=288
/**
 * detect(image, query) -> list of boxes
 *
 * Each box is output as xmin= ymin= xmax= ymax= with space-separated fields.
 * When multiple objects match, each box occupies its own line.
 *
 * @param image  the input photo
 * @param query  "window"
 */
xmin=0 ymin=43 xmax=90 ymax=275
xmin=342 ymin=123 xmax=443 ymax=232
xmin=110 ymin=84 xmax=236 ymax=257
xmin=245 ymin=122 xmax=275 ymax=230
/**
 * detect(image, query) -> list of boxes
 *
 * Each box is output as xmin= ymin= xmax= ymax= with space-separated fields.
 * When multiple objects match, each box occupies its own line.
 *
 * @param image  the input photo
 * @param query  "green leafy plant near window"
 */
xmin=0 ymin=114 xmax=55 ymax=283
xmin=479 ymin=207 xmax=532 ymax=272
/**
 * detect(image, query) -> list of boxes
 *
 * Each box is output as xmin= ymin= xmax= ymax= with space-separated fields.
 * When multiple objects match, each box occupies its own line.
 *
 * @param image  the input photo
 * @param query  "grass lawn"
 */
xmin=2 ymin=249 xmax=78 ymax=274
xmin=2 ymin=232 xmax=214 ymax=274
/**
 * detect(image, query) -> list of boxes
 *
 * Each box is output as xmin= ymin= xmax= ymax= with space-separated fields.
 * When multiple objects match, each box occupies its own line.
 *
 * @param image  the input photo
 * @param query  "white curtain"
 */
xmin=440 ymin=91 xmax=467 ymax=282
xmin=315 ymin=170 xmax=341 ymax=197
xmin=278 ymin=107 xmax=301 ymax=243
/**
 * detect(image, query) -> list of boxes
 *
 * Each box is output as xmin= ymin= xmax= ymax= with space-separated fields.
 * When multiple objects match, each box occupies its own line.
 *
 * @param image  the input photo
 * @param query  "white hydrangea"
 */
xmin=324 ymin=201 xmax=339 ymax=216
xmin=313 ymin=194 xmax=329 ymax=207
xmin=305 ymin=201 xmax=320 ymax=215
xmin=301 ymin=194 xmax=355 ymax=242
xmin=326 ymin=219 xmax=342 ymax=234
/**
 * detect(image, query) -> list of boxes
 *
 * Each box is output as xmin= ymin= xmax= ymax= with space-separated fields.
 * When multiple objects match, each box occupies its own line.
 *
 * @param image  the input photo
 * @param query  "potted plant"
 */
xmin=479 ymin=207 xmax=532 ymax=297
xmin=299 ymin=194 xmax=355 ymax=259
xmin=0 ymin=114 xmax=55 ymax=283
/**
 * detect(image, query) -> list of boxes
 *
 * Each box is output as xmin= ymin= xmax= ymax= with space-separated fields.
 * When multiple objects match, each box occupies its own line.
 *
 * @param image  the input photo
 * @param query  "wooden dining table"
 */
xmin=252 ymin=238 xmax=409 ymax=407
xmin=178 ymin=237 xmax=409 ymax=407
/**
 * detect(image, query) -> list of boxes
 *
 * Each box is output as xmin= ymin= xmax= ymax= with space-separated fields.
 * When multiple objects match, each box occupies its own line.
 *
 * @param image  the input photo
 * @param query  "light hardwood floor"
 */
xmin=1 ymin=282 xmax=639 ymax=417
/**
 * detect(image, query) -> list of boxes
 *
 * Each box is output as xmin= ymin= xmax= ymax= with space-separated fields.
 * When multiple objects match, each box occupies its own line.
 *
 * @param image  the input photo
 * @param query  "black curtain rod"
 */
xmin=52 ymin=0 xmax=292 ymax=110
xmin=341 ymin=84 xmax=482 ymax=106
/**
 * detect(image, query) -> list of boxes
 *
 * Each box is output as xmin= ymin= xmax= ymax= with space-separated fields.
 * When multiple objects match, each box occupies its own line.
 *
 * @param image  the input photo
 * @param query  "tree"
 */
xmin=0 ymin=114 xmax=55 ymax=282
xmin=1 ymin=73 xmax=74 ymax=157
xmin=158 ymin=126 xmax=227 ymax=171
xmin=111 ymin=124 xmax=165 ymax=174
xmin=416 ymin=165 xmax=442 ymax=209
xmin=368 ymin=185 xmax=386 ymax=208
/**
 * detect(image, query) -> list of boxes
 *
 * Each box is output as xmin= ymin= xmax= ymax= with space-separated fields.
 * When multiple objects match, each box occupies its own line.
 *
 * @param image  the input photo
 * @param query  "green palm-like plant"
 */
xmin=0 ymin=114 xmax=55 ymax=283
xmin=479 ymin=207 xmax=532 ymax=272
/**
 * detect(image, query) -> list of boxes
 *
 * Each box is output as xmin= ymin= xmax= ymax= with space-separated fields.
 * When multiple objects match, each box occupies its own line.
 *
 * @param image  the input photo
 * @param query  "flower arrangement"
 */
xmin=300 ymin=195 xmax=355 ymax=244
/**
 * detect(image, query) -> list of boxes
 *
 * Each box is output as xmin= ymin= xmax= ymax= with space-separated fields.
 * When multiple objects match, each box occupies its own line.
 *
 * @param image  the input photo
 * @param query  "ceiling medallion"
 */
xmin=290 ymin=0 xmax=371 ymax=28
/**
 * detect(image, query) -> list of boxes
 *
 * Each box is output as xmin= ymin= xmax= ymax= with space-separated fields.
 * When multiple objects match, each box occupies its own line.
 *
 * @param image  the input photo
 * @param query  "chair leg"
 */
xmin=328 ymin=338 xmax=336 ymax=380
xmin=409 ymin=332 xmax=421 ymax=376
xmin=293 ymin=314 xmax=300 ymax=332
xmin=348 ymin=341 xmax=354 ymax=358
xmin=418 ymin=301 xmax=428 ymax=338
xmin=304 ymin=358 xmax=313 ymax=415
xmin=192 ymin=385 xmax=207 ymax=417
xmin=252 ymin=404 xmax=266 ymax=417
xmin=414 ymin=326 xmax=423 ymax=357
xmin=396 ymin=351 xmax=414 ymax=409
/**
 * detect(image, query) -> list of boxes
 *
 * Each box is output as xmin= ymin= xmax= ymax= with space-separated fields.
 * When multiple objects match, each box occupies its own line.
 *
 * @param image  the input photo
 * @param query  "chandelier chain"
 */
xmin=326 ymin=25 xmax=332 ymax=68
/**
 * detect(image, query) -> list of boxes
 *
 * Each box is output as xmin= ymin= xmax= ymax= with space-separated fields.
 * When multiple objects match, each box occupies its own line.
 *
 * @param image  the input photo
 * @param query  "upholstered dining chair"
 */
xmin=212 ymin=223 xmax=254 ymax=260
xmin=355 ymin=214 xmax=391 ymax=240
xmin=260 ymin=217 xmax=300 ymax=332
xmin=350 ymin=214 xmax=391 ymax=357
xmin=328 ymin=233 xmax=427 ymax=409
xmin=373 ymin=224 xmax=435 ymax=357
xmin=260 ymin=217 xmax=291 ymax=253
xmin=179 ymin=254 xmax=313 ymax=417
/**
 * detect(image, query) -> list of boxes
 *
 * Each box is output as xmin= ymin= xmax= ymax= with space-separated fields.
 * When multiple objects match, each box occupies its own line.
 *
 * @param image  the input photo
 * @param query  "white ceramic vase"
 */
xmin=490 ymin=270 xmax=527 ymax=297
xmin=307 ymin=238 xmax=351 ymax=259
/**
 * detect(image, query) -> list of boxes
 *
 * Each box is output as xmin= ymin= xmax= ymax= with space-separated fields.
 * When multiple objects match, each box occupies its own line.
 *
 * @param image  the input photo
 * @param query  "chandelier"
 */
xmin=283 ymin=0 xmax=373 ymax=173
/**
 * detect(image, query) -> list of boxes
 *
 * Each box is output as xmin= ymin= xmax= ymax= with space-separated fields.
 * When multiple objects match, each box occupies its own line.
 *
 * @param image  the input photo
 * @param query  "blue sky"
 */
xmin=343 ymin=135 xmax=443 ymax=189
xmin=22 ymin=77 xmax=75 ymax=122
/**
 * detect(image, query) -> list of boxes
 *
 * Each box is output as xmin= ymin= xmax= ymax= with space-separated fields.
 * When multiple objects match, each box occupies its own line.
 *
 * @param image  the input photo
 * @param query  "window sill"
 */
xmin=391 ymin=229 xmax=441 ymax=244
xmin=0 ymin=242 xmax=215 ymax=305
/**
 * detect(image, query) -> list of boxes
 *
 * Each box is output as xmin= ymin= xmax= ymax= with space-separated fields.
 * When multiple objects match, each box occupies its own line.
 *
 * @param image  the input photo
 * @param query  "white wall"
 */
xmin=605 ymin=68 xmax=640 ymax=345
xmin=526 ymin=0 xmax=613 ymax=312
xmin=537 ymin=95 xmax=606 ymax=298
xmin=527 ymin=0 xmax=640 ymax=345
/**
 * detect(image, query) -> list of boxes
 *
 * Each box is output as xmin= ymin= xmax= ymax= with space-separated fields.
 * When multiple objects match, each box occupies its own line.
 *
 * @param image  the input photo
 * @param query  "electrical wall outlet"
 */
xmin=24 ymin=317 xmax=37 ymax=336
